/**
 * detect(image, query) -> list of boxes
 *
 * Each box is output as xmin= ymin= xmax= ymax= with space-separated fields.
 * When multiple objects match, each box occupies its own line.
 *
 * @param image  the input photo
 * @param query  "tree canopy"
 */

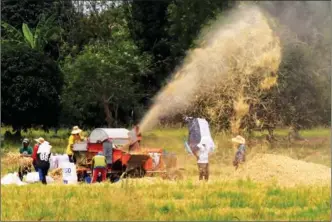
xmin=1 ymin=1 xmax=330 ymax=136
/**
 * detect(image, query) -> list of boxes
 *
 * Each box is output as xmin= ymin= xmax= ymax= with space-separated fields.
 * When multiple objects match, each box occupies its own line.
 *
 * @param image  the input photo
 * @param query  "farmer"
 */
xmin=183 ymin=116 xmax=214 ymax=181
xmin=31 ymin=137 xmax=45 ymax=172
xmin=18 ymin=138 xmax=33 ymax=181
xmin=66 ymin=126 xmax=85 ymax=163
xmin=194 ymin=139 xmax=212 ymax=181
xmin=232 ymin=135 xmax=246 ymax=170
xmin=36 ymin=142 xmax=52 ymax=185
xmin=91 ymin=151 xmax=107 ymax=183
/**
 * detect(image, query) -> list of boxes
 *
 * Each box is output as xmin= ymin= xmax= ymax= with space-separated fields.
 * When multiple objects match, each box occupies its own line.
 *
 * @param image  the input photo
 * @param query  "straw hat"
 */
xmin=231 ymin=135 xmax=246 ymax=144
xmin=71 ymin=126 xmax=82 ymax=135
xmin=34 ymin=137 xmax=45 ymax=144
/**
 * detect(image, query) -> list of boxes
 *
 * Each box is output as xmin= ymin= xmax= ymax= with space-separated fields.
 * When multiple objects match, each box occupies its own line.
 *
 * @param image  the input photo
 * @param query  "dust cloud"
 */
xmin=139 ymin=3 xmax=282 ymax=133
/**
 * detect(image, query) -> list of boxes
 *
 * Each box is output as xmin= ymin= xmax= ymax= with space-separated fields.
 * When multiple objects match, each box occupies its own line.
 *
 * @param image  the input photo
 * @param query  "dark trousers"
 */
xmin=38 ymin=165 xmax=50 ymax=184
xmin=33 ymin=160 xmax=38 ymax=172
xmin=197 ymin=163 xmax=209 ymax=181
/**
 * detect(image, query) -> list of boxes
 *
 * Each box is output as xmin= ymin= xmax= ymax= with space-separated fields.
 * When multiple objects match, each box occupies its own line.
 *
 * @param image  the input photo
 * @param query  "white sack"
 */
xmin=1 ymin=173 xmax=27 ymax=186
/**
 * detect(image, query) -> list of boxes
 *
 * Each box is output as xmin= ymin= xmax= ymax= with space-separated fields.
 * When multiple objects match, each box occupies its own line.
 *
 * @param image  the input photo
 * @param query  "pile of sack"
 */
xmin=1 ymin=153 xmax=78 ymax=185
xmin=1 ymin=173 xmax=27 ymax=186
xmin=49 ymin=154 xmax=78 ymax=184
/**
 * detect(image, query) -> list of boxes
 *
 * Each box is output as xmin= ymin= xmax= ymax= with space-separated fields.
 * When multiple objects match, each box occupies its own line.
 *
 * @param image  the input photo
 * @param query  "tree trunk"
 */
xmin=102 ymin=95 xmax=113 ymax=127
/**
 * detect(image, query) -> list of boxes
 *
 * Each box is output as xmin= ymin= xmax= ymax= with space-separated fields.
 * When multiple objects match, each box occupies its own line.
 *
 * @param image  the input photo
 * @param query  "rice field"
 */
xmin=1 ymin=126 xmax=331 ymax=221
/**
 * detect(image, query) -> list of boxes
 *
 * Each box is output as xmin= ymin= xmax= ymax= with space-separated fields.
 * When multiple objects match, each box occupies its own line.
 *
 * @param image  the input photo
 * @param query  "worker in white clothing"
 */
xmin=194 ymin=143 xmax=210 ymax=181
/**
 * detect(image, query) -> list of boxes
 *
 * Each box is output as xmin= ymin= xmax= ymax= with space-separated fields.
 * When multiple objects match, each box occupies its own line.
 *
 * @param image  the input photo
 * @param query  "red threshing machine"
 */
xmin=73 ymin=126 xmax=180 ymax=182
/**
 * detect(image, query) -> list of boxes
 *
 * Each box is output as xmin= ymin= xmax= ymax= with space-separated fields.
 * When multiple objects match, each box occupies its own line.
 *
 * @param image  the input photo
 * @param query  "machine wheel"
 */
xmin=110 ymin=173 xmax=121 ymax=183
xmin=126 ymin=166 xmax=146 ymax=178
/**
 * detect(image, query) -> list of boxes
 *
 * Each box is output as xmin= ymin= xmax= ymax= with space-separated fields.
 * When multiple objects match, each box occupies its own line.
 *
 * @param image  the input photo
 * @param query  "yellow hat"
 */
xmin=71 ymin=126 xmax=82 ymax=135
xmin=231 ymin=135 xmax=246 ymax=144
xmin=34 ymin=137 xmax=45 ymax=144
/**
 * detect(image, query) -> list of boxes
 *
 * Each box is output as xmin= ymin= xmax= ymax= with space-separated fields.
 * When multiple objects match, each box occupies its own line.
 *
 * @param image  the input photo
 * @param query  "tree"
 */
xmin=62 ymin=28 xmax=151 ymax=127
xmin=1 ymin=43 xmax=64 ymax=133
xmin=1 ymin=0 xmax=54 ymax=29
xmin=124 ymin=0 xmax=236 ymax=109
xmin=1 ymin=14 xmax=62 ymax=54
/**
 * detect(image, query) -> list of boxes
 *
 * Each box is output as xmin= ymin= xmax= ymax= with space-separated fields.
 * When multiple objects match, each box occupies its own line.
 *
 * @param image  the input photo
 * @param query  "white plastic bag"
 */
xmin=1 ymin=173 xmax=26 ymax=186
xmin=25 ymin=172 xmax=40 ymax=183
xmin=49 ymin=155 xmax=59 ymax=171
xmin=196 ymin=118 xmax=215 ymax=151
xmin=61 ymin=162 xmax=77 ymax=184
xmin=58 ymin=155 xmax=70 ymax=169
xmin=185 ymin=117 xmax=215 ymax=153
xmin=25 ymin=172 xmax=54 ymax=184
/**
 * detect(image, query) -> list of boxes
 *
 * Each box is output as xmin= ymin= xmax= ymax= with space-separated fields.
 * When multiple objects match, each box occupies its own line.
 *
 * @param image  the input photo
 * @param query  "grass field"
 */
xmin=1 ymin=126 xmax=331 ymax=221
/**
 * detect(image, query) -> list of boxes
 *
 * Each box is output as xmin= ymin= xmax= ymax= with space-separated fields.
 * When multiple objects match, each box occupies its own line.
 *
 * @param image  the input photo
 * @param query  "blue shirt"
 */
xmin=238 ymin=144 xmax=246 ymax=152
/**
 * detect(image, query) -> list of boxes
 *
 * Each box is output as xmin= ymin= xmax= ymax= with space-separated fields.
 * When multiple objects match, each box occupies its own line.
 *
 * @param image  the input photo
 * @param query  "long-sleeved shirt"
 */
xmin=66 ymin=134 xmax=85 ymax=155
xmin=32 ymin=144 xmax=39 ymax=161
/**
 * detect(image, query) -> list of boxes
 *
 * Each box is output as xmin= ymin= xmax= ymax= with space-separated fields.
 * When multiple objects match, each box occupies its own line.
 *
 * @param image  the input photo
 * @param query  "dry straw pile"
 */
xmin=232 ymin=153 xmax=331 ymax=187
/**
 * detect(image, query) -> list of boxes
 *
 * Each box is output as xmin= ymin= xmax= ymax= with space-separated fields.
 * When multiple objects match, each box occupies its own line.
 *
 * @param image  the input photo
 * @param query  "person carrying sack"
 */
xmin=36 ymin=142 xmax=52 ymax=185
xmin=91 ymin=152 xmax=107 ymax=183
xmin=194 ymin=139 xmax=212 ymax=181
xmin=32 ymin=137 xmax=45 ymax=172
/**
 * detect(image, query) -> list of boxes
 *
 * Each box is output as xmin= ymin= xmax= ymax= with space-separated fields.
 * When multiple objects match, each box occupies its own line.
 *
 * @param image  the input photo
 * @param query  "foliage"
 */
xmin=61 ymin=27 xmax=151 ymax=127
xmin=1 ymin=14 xmax=62 ymax=53
xmin=0 ymin=0 xmax=330 ymax=132
xmin=1 ymin=0 xmax=54 ymax=29
xmin=1 ymin=43 xmax=64 ymax=132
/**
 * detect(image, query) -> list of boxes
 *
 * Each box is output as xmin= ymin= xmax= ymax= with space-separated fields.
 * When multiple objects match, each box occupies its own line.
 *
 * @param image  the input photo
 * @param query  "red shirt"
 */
xmin=32 ymin=144 xmax=39 ymax=161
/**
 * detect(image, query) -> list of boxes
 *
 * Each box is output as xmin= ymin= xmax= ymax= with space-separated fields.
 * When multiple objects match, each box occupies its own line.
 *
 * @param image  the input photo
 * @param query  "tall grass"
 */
xmin=1 ymin=179 xmax=330 ymax=221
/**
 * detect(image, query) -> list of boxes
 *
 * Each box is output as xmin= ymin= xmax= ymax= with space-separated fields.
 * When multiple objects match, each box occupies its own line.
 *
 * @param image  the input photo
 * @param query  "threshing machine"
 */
xmin=72 ymin=126 xmax=179 ymax=182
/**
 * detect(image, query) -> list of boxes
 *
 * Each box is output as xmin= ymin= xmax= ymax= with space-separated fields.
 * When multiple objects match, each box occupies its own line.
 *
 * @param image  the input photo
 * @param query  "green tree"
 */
xmin=1 ymin=0 xmax=76 ymax=61
xmin=1 ymin=14 xmax=62 ymax=52
xmin=124 ymin=0 xmax=235 ymax=109
xmin=62 ymin=38 xmax=151 ymax=127
xmin=1 ymin=43 xmax=64 ymax=133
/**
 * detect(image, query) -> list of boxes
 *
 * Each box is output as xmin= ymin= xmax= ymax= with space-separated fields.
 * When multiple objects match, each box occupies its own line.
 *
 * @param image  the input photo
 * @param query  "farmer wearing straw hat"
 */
xmin=31 ymin=137 xmax=45 ymax=172
xmin=36 ymin=142 xmax=52 ymax=184
xmin=232 ymin=135 xmax=246 ymax=170
xmin=18 ymin=138 xmax=33 ymax=181
xmin=66 ymin=126 xmax=85 ymax=163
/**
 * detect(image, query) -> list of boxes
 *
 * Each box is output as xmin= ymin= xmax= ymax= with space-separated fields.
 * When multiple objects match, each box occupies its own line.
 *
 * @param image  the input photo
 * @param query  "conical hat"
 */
xmin=231 ymin=135 xmax=246 ymax=144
